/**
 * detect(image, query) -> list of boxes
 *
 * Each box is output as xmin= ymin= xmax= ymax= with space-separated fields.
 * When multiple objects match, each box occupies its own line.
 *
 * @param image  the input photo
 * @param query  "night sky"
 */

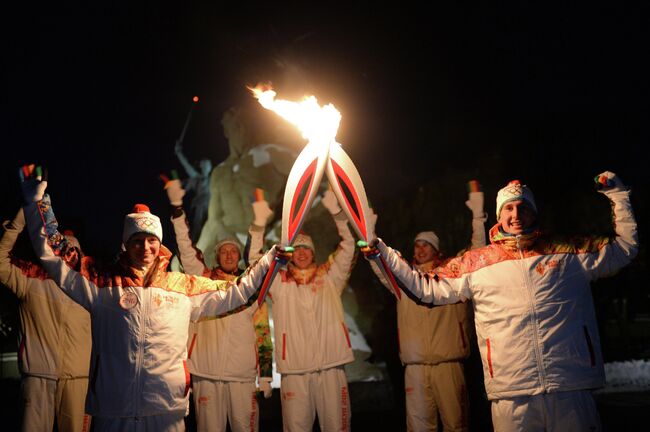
xmin=1 ymin=3 xmax=647 ymax=263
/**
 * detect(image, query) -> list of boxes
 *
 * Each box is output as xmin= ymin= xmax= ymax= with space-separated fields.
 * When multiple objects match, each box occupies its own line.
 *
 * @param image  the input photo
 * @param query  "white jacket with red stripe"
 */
xmin=248 ymin=213 xmax=356 ymax=374
xmin=376 ymin=188 xmax=637 ymax=400
xmin=0 ymin=208 xmax=91 ymax=380
xmin=24 ymin=197 xmax=273 ymax=418
xmin=171 ymin=211 xmax=273 ymax=382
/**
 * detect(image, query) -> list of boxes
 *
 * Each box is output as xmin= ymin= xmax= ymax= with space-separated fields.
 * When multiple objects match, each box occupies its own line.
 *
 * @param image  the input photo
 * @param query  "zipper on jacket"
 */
xmin=133 ymin=288 xmax=149 ymax=415
xmin=517 ymin=235 xmax=547 ymax=390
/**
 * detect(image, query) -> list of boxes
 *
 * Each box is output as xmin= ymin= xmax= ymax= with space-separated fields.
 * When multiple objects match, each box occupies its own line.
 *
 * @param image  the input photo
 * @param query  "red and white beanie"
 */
xmin=496 ymin=180 xmax=537 ymax=218
xmin=292 ymin=232 xmax=315 ymax=252
xmin=122 ymin=204 xmax=163 ymax=244
xmin=414 ymin=231 xmax=440 ymax=251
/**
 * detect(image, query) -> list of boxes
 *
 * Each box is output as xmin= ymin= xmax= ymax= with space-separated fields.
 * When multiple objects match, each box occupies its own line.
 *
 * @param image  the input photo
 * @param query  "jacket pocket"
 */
xmin=341 ymin=322 xmax=351 ymax=348
xmin=486 ymin=338 xmax=494 ymax=378
xmin=183 ymin=360 xmax=191 ymax=397
xmin=583 ymin=326 xmax=596 ymax=367
xmin=282 ymin=333 xmax=287 ymax=360
xmin=187 ymin=333 xmax=197 ymax=359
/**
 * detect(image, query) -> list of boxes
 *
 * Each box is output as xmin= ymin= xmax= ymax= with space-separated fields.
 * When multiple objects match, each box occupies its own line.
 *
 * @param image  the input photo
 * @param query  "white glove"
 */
xmin=165 ymin=179 xmax=185 ymax=206
xmin=322 ymin=189 xmax=342 ymax=215
xmin=259 ymin=378 xmax=273 ymax=399
xmin=595 ymin=171 xmax=626 ymax=194
xmin=368 ymin=208 xmax=378 ymax=243
xmin=252 ymin=200 xmax=273 ymax=227
xmin=21 ymin=178 xmax=48 ymax=203
xmin=465 ymin=191 xmax=486 ymax=219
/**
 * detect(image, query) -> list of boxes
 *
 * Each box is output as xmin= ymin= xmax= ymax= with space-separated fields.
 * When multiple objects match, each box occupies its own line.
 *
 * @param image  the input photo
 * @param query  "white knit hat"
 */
xmin=414 ymin=231 xmax=440 ymax=251
xmin=496 ymin=180 xmax=537 ymax=218
xmin=122 ymin=204 xmax=163 ymax=244
xmin=292 ymin=232 xmax=315 ymax=251
xmin=214 ymin=237 xmax=243 ymax=257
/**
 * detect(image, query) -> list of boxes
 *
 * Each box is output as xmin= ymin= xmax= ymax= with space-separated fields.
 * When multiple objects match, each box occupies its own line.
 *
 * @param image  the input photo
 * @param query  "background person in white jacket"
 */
xmin=374 ymin=184 xmax=486 ymax=432
xmin=19 ymin=169 xmax=280 ymax=432
xmin=362 ymin=172 xmax=638 ymax=432
xmin=248 ymin=190 xmax=357 ymax=432
xmin=165 ymin=179 xmax=273 ymax=432
xmin=0 ymin=208 xmax=91 ymax=432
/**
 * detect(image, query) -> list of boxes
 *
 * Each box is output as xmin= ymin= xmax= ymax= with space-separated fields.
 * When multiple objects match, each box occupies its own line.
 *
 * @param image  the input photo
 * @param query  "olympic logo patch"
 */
xmin=119 ymin=291 xmax=139 ymax=310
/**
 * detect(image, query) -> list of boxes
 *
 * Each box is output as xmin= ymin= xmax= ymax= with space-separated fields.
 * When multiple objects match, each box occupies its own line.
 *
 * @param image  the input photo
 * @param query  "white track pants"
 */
xmin=491 ymin=390 xmax=601 ymax=432
xmin=404 ymin=362 xmax=468 ymax=432
xmin=280 ymin=367 xmax=350 ymax=432
xmin=21 ymin=375 xmax=91 ymax=432
xmin=191 ymin=376 xmax=258 ymax=432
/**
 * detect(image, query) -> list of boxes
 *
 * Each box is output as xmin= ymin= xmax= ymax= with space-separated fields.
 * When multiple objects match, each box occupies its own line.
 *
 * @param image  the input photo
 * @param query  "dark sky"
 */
xmin=1 ymin=3 xmax=648 ymax=261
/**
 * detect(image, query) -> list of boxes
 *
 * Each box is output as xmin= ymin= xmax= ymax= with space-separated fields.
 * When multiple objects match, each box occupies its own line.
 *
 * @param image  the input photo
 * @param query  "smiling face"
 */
xmin=413 ymin=240 xmax=437 ymax=265
xmin=292 ymin=246 xmax=314 ymax=269
xmin=217 ymin=243 xmax=240 ymax=273
xmin=498 ymin=199 xmax=537 ymax=235
xmin=125 ymin=233 xmax=161 ymax=269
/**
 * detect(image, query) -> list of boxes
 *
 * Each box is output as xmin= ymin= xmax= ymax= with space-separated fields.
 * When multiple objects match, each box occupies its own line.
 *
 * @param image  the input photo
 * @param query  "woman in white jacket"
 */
xmin=363 ymin=172 xmax=638 ymax=432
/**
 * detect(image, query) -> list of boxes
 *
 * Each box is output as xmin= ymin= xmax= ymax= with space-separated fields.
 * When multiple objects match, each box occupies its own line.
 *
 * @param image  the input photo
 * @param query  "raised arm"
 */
xmin=166 ymin=179 xmax=210 ymax=275
xmin=175 ymin=141 xmax=199 ymax=178
xmin=582 ymin=171 xmax=638 ymax=279
xmin=320 ymin=190 xmax=357 ymax=294
xmin=465 ymin=180 xmax=487 ymax=249
xmin=0 ymin=208 xmax=33 ymax=299
xmin=21 ymin=180 xmax=99 ymax=311
xmin=246 ymin=196 xmax=274 ymax=264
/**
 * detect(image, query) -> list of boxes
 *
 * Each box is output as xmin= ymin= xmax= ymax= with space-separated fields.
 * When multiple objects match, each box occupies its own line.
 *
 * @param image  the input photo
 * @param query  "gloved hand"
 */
xmin=595 ymin=171 xmax=626 ymax=194
xmin=357 ymin=239 xmax=380 ymax=260
xmin=259 ymin=378 xmax=273 ymax=399
xmin=321 ymin=189 xmax=342 ymax=215
xmin=465 ymin=180 xmax=486 ymax=219
xmin=273 ymin=245 xmax=294 ymax=264
xmin=165 ymin=179 xmax=185 ymax=206
xmin=19 ymin=164 xmax=48 ymax=203
xmin=252 ymin=200 xmax=274 ymax=227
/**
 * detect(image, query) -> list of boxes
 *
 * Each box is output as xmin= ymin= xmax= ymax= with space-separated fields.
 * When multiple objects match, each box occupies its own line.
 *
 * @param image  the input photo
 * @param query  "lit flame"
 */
xmin=250 ymin=85 xmax=341 ymax=145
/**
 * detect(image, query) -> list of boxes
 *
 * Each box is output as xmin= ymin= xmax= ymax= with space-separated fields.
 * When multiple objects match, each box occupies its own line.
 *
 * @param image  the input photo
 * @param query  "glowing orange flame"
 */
xmin=250 ymin=85 xmax=341 ymax=145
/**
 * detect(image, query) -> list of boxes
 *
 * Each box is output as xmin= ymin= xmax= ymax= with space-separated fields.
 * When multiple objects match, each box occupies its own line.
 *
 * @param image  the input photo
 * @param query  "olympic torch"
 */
xmin=250 ymin=85 xmax=402 ymax=303
xmin=250 ymin=86 xmax=340 ymax=305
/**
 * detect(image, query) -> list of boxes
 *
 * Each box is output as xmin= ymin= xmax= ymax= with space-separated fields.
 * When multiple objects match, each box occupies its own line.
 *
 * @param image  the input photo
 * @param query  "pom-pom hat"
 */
xmin=122 ymin=204 xmax=163 ymax=244
xmin=496 ymin=180 xmax=537 ymax=218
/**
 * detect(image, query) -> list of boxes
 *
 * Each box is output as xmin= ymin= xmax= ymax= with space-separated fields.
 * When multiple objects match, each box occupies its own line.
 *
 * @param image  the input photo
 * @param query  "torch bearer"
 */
xmin=251 ymin=85 xmax=402 ymax=304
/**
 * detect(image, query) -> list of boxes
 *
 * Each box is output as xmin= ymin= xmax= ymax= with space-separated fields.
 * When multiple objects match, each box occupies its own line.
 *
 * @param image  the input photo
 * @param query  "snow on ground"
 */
xmin=596 ymin=359 xmax=650 ymax=394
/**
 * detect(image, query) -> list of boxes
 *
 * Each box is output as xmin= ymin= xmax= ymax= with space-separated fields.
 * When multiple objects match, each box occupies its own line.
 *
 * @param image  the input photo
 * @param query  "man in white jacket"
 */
xmin=363 ymin=172 xmax=638 ymax=432
xmin=377 ymin=185 xmax=486 ymax=432
xmin=165 ymin=179 xmax=273 ymax=432
xmin=19 ymin=169 xmax=280 ymax=432
xmin=248 ymin=190 xmax=357 ymax=432
xmin=0 ymin=208 xmax=91 ymax=432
